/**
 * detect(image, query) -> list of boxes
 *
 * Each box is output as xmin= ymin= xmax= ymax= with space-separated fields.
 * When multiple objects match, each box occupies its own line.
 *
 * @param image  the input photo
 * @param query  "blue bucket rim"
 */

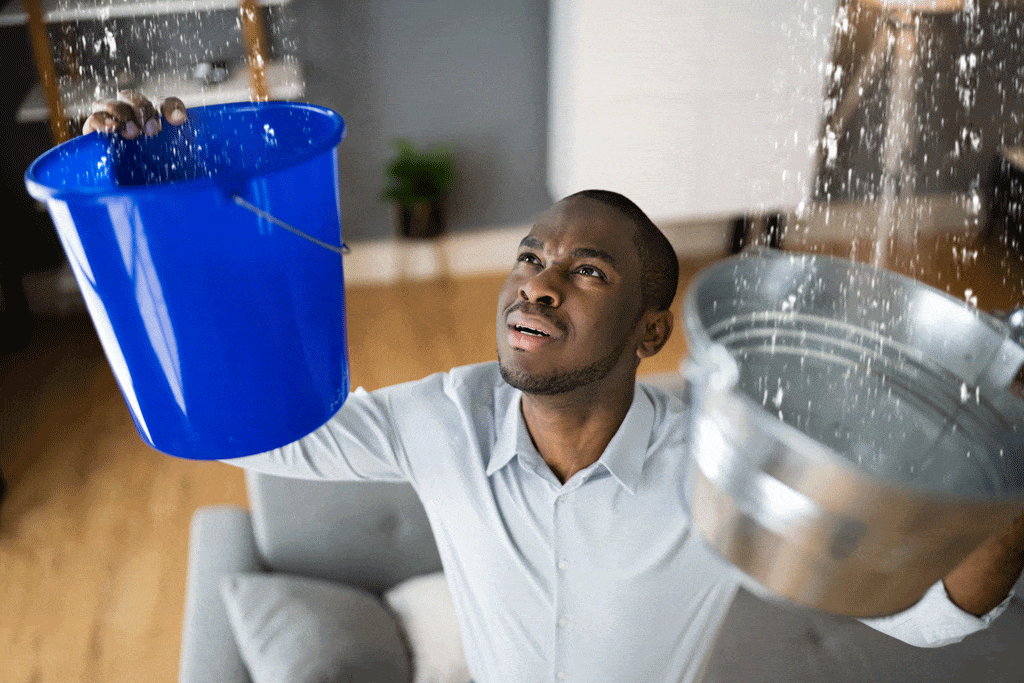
xmin=25 ymin=101 xmax=346 ymax=201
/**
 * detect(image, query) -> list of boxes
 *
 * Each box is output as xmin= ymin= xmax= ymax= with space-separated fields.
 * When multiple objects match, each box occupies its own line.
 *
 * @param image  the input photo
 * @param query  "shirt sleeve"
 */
xmin=224 ymin=384 xmax=412 ymax=482
xmin=858 ymin=580 xmax=1013 ymax=648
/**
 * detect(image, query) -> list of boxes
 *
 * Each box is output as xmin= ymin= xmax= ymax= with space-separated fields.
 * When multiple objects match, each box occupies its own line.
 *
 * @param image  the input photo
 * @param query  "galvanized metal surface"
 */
xmin=683 ymin=250 xmax=1024 ymax=616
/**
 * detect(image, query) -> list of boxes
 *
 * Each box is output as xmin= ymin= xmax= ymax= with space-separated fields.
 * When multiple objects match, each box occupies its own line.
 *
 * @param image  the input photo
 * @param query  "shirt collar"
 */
xmin=597 ymin=386 xmax=655 ymax=494
xmin=487 ymin=392 xmax=522 ymax=476
xmin=487 ymin=385 xmax=656 ymax=495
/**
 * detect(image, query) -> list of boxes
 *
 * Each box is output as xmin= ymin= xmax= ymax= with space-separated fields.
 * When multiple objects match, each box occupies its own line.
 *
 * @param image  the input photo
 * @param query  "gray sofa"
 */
xmin=179 ymin=386 xmax=1024 ymax=683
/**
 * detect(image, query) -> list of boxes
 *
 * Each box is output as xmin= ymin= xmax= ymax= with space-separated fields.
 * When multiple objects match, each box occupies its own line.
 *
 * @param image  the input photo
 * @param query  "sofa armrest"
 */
xmin=705 ymin=588 xmax=1024 ymax=682
xmin=179 ymin=506 xmax=264 ymax=683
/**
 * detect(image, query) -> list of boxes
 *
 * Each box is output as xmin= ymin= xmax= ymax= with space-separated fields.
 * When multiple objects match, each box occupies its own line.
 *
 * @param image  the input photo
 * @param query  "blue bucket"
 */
xmin=25 ymin=102 xmax=349 ymax=460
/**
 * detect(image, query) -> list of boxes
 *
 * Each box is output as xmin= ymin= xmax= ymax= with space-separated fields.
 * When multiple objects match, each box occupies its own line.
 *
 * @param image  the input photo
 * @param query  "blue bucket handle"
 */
xmin=231 ymin=194 xmax=350 ymax=256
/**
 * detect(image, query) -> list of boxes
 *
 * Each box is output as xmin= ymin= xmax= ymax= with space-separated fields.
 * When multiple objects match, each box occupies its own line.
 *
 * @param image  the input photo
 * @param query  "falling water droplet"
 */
xmin=964 ymin=288 xmax=978 ymax=308
xmin=772 ymin=385 xmax=784 ymax=409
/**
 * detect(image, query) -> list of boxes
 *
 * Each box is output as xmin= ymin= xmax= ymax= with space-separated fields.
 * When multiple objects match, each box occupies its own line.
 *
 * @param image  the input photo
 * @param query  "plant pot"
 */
xmin=395 ymin=200 xmax=447 ymax=239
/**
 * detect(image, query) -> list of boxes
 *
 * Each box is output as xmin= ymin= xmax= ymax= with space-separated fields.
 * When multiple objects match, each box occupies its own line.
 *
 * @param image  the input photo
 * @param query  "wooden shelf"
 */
xmin=16 ymin=57 xmax=303 ymax=122
xmin=0 ymin=0 xmax=289 ymax=26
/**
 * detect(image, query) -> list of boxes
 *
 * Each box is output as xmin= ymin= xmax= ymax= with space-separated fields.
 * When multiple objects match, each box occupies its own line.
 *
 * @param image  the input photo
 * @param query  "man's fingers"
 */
xmin=118 ymin=89 xmax=161 ymax=136
xmin=161 ymin=97 xmax=188 ymax=126
xmin=105 ymin=100 xmax=142 ymax=139
xmin=93 ymin=99 xmax=143 ymax=139
xmin=83 ymin=94 xmax=187 ymax=138
xmin=82 ymin=111 xmax=117 ymax=135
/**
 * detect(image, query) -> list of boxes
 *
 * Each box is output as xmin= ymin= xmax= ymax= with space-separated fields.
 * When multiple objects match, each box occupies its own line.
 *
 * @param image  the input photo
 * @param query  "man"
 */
xmin=88 ymin=96 xmax=1024 ymax=682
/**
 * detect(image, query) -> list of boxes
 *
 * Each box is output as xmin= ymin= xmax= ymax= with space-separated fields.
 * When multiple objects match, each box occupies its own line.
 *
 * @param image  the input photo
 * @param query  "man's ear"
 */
xmin=636 ymin=309 xmax=673 ymax=359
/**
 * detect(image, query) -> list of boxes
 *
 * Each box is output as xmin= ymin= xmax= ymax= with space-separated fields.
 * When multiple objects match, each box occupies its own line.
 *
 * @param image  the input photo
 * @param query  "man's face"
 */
xmin=495 ymin=197 xmax=646 ymax=395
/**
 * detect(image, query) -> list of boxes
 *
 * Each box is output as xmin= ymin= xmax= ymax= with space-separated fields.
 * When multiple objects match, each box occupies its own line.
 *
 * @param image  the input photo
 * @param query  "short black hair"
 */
xmin=566 ymin=189 xmax=679 ymax=312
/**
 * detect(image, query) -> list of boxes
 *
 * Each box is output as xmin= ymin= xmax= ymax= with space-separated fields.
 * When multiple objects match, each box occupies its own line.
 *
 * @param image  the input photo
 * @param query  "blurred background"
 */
xmin=3 ymin=0 xmax=1024 ymax=681
xmin=3 ymin=0 xmax=1024 ymax=290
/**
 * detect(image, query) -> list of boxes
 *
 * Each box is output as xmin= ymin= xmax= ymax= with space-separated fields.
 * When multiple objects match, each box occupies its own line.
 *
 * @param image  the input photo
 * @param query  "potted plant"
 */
xmin=381 ymin=139 xmax=457 ymax=239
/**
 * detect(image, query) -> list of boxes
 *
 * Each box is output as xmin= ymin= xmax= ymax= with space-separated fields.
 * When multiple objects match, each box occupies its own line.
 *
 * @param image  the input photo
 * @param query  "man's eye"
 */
xmin=576 ymin=265 xmax=606 ymax=280
xmin=517 ymin=252 xmax=541 ymax=265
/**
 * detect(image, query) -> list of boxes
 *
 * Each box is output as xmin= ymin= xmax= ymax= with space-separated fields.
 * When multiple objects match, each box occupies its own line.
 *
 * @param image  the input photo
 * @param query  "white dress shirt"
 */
xmin=232 ymin=362 xmax=1009 ymax=683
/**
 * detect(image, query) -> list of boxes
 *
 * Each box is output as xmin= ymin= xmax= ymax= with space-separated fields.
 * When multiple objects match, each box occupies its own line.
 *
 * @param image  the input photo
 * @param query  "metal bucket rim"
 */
xmin=683 ymin=250 xmax=1024 ymax=503
xmin=684 ymin=249 xmax=1016 ymax=358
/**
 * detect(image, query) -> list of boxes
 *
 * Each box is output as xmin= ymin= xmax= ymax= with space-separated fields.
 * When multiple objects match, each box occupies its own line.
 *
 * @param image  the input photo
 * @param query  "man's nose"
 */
xmin=519 ymin=267 xmax=562 ymax=307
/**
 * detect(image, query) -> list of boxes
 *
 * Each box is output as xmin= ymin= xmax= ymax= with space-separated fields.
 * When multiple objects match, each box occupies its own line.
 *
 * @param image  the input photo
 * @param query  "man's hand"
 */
xmin=81 ymin=90 xmax=188 ymax=139
xmin=943 ymin=509 xmax=1024 ymax=616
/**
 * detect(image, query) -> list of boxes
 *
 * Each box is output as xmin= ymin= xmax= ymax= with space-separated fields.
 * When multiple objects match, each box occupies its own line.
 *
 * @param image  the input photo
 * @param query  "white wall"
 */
xmin=548 ymin=0 xmax=837 ymax=222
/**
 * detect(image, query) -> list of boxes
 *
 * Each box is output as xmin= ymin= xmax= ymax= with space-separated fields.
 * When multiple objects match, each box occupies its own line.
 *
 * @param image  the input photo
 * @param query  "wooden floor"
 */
xmin=3 ymin=235 xmax=1023 ymax=683
xmin=0 ymin=260 xmax=707 ymax=683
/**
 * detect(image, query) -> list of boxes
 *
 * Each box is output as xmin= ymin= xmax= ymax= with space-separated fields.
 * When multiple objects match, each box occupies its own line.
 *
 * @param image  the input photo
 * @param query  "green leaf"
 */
xmin=381 ymin=138 xmax=458 ymax=206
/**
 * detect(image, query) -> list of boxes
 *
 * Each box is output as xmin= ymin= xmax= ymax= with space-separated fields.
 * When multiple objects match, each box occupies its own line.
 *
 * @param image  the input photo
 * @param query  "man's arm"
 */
xmin=943 ymin=509 xmax=1024 ymax=616
xmin=227 ymin=385 xmax=411 ymax=482
xmin=860 ymin=510 xmax=1024 ymax=648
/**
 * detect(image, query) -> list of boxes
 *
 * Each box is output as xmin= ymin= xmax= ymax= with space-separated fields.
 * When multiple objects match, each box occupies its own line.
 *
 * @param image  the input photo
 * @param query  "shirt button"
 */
xmin=557 ymin=560 xmax=569 ymax=570
xmin=557 ymin=672 xmax=568 ymax=680
xmin=558 ymin=617 xmax=571 ymax=627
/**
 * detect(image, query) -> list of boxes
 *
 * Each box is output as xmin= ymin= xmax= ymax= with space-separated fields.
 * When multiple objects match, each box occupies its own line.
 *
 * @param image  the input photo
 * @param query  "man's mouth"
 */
xmin=506 ymin=306 xmax=563 ymax=339
xmin=512 ymin=324 xmax=549 ymax=338
xmin=504 ymin=304 xmax=564 ymax=351
xmin=506 ymin=313 xmax=560 ymax=351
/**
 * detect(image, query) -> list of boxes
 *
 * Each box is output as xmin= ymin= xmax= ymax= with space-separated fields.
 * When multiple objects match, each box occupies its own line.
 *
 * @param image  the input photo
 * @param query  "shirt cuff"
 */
xmin=858 ymin=580 xmax=1013 ymax=648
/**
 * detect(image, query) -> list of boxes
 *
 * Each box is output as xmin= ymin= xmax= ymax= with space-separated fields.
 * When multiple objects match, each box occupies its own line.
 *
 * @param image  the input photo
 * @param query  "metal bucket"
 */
xmin=683 ymin=250 xmax=1024 ymax=617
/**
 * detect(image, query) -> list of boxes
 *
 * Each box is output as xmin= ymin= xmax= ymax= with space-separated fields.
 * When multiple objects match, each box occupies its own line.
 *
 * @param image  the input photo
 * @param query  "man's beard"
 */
xmin=498 ymin=335 xmax=632 ymax=396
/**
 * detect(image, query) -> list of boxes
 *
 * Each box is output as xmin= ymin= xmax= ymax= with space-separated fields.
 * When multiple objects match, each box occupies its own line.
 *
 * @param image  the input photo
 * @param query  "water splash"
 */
xmin=49 ymin=2 xmax=303 ymax=123
xmin=715 ymin=0 xmax=1024 ymax=489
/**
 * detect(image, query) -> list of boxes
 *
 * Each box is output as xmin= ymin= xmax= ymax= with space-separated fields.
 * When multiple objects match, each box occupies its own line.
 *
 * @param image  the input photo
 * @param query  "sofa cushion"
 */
xmin=220 ymin=572 xmax=411 ymax=683
xmin=246 ymin=473 xmax=443 ymax=593
xmin=384 ymin=573 xmax=471 ymax=683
